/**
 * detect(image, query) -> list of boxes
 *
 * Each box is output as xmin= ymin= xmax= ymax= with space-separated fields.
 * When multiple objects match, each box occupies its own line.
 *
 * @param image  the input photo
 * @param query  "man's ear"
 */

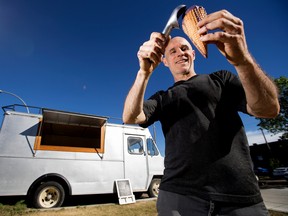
xmin=162 ymin=56 xmax=169 ymax=67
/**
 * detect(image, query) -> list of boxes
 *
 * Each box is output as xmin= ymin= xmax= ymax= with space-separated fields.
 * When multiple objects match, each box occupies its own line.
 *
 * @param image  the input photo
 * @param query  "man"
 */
xmin=123 ymin=9 xmax=279 ymax=216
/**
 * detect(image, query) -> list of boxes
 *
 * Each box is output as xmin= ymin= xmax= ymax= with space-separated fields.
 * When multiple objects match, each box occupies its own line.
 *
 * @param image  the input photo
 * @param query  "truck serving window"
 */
xmin=34 ymin=109 xmax=107 ymax=153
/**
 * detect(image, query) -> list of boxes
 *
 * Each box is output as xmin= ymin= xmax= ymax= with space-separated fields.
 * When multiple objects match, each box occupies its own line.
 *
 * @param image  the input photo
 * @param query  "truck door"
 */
xmin=124 ymin=134 xmax=148 ymax=191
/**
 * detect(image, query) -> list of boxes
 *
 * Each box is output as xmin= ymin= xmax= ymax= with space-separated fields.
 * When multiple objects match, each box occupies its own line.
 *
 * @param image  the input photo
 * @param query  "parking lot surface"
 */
xmin=261 ymin=187 xmax=288 ymax=213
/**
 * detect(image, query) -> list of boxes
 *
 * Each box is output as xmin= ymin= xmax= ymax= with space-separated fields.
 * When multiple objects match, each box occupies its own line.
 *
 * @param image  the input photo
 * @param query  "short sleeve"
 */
xmin=139 ymin=91 xmax=163 ymax=128
xmin=216 ymin=70 xmax=248 ymax=114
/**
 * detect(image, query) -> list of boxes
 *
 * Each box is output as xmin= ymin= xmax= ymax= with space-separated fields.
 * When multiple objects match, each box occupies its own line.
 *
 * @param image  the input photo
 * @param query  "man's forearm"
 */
xmin=235 ymin=54 xmax=280 ymax=118
xmin=122 ymin=70 xmax=150 ymax=124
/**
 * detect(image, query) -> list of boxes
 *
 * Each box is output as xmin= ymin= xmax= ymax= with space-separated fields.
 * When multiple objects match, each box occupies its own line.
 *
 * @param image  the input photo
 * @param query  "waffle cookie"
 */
xmin=182 ymin=5 xmax=208 ymax=58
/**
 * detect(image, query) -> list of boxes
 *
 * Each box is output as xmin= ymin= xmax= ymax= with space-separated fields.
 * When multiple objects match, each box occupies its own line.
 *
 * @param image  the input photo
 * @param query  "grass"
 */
xmin=0 ymin=200 xmax=288 ymax=216
xmin=0 ymin=200 xmax=27 ymax=216
xmin=0 ymin=200 xmax=157 ymax=216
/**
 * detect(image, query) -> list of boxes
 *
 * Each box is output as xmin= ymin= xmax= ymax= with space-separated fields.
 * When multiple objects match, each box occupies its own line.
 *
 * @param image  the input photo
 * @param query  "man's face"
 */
xmin=162 ymin=37 xmax=195 ymax=76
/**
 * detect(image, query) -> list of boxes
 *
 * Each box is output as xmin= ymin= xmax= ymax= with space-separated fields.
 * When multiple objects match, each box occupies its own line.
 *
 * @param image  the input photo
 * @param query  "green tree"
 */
xmin=256 ymin=76 xmax=288 ymax=140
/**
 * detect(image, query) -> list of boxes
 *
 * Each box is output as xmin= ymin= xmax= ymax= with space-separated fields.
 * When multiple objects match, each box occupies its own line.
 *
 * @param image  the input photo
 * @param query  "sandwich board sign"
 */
xmin=115 ymin=179 xmax=136 ymax=205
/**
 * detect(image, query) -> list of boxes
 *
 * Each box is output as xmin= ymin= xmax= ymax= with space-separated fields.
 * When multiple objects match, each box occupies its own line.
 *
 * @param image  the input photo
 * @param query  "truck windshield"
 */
xmin=147 ymin=138 xmax=159 ymax=156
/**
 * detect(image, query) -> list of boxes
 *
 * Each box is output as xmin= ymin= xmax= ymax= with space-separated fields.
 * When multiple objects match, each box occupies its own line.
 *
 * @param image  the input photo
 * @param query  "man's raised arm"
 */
xmin=123 ymin=32 xmax=167 ymax=124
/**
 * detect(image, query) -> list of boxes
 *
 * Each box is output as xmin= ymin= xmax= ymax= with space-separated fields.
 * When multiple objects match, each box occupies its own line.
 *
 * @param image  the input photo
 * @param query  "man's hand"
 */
xmin=137 ymin=32 xmax=168 ymax=76
xmin=198 ymin=9 xmax=280 ymax=118
xmin=197 ymin=10 xmax=250 ymax=66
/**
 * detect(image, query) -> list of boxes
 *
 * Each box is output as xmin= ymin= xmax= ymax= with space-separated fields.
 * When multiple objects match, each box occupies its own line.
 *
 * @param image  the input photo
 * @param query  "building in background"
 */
xmin=250 ymin=139 xmax=288 ymax=176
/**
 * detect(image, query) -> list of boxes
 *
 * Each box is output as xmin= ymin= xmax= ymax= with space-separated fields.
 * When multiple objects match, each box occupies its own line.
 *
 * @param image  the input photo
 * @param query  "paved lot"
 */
xmin=261 ymin=188 xmax=288 ymax=213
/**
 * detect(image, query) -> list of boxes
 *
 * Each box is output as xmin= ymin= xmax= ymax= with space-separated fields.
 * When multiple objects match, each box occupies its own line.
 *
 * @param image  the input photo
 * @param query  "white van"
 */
xmin=0 ymin=105 xmax=164 ymax=208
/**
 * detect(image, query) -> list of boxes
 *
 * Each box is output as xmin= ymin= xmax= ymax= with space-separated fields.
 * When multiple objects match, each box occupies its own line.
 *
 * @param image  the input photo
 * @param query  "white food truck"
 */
xmin=0 ymin=105 xmax=164 ymax=208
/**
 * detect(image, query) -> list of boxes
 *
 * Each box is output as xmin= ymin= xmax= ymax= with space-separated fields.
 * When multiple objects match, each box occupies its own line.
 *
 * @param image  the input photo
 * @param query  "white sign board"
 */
xmin=115 ymin=179 xmax=136 ymax=205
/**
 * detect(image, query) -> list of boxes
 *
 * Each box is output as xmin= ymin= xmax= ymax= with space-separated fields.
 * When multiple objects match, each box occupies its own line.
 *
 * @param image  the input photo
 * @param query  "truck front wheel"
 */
xmin=32 ymin=181 xmax=65 ymax=209
xmin=148 ymin=178 xmax=161 ymax=197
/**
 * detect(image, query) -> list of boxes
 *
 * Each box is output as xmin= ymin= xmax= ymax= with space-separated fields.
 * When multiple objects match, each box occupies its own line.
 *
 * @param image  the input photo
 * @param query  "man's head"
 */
xmin=162 ymin=36 xmax=196 ymax=82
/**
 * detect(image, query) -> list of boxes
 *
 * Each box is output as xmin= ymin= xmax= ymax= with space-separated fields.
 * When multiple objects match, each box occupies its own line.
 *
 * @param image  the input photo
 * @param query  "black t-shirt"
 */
xmin=141 ymin=70 xmax=262 ymax=204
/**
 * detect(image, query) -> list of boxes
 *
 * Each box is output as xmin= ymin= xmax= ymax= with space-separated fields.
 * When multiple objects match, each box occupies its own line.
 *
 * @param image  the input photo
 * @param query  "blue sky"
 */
xmin=0 ymin=0 xmax=287 ymax=154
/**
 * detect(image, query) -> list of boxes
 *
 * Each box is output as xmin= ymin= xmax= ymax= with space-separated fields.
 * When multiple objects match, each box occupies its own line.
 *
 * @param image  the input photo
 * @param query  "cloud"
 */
xmin=246 ymin=130 xmax=284 ymax=146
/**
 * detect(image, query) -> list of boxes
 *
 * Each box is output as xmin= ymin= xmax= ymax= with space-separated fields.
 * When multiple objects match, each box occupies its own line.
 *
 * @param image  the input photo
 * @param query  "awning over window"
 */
xmin=42 ymin=109 xmax=107 ymax=128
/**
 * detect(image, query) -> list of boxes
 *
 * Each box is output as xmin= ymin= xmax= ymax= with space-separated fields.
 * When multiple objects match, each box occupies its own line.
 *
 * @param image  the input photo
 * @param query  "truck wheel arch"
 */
xmin=27 ymin=173 xmax=72 ymax=207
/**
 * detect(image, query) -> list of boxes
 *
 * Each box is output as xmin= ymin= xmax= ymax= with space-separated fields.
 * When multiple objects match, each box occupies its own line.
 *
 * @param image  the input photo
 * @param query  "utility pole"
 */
xmin=260 ymin=128 xmax=271 ymax=151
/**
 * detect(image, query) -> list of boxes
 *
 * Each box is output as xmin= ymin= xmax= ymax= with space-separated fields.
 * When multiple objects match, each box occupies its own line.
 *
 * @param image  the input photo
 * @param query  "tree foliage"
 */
xmin=256 ymin=76 xmax=288 ymax=140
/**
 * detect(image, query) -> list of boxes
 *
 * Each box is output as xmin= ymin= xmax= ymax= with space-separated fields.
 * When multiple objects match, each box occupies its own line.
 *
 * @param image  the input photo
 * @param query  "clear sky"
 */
xmin=0 ymin=0 xmax=287 ymax=155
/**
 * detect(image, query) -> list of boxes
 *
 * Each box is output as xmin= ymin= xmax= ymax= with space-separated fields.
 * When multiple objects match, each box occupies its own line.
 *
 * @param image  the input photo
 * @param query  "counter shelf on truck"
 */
xmin=0 ymin=105 xmax=164 ymax=208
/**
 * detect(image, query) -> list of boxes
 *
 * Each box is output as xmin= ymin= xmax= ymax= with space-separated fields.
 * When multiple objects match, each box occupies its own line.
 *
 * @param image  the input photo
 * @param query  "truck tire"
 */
xmin=32 ymin=181 xmax=65 ymax=209
xmin=148 ymin=178 xmax=161 ymax=197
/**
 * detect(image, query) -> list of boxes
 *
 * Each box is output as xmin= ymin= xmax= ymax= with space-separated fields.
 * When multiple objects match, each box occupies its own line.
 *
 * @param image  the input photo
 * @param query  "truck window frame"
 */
xmin=127 ymin=136 xmax=144 ymax=155
xmin=34 ymin=109 xmax=107 ymax=153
